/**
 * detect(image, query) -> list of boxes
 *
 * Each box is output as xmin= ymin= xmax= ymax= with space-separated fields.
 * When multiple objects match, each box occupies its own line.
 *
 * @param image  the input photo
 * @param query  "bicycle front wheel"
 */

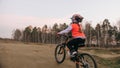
xmin=55 ymin=44 xmax=66 ymax=64
xmin=76 ymin=53 xmax=97 ymax=68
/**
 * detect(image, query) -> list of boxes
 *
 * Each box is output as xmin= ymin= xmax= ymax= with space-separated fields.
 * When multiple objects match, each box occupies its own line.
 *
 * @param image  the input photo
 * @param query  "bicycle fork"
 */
xmin=76 ymin=55 xmax=90 ymax=68
xmin=81 ymin=57 xmax=90 ymax=68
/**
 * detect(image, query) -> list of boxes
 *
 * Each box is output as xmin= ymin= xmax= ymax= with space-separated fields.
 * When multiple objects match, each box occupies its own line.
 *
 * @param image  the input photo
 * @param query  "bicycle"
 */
xmin=55 ymin=34 xmax=97 ymax=68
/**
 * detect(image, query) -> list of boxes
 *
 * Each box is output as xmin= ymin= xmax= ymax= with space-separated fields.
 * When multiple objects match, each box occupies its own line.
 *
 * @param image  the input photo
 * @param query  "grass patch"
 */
xmin=109 ymin=49 xmax=120 ymax=54
xmin=94 ymin=56 xmax=120 ymax=68
xmin=81 ymin=47 xmax=120 ymax=54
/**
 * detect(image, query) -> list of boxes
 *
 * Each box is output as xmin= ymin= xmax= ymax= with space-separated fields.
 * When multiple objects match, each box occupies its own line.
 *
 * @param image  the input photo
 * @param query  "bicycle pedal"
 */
xmin=70 ymin=57 xmax=76 ymax=62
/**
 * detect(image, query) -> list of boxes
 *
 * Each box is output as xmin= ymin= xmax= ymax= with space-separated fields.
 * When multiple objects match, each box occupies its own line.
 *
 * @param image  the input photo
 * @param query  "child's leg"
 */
xmin=75 ymin=38 xmax=85 ymax=51
xmin=67 ymin=39 xmax=78 ymax=54
xmin=67 ymin=40 xmax=75 ymax=53
xmin=74 ymin=45 xmax=79 ymax=52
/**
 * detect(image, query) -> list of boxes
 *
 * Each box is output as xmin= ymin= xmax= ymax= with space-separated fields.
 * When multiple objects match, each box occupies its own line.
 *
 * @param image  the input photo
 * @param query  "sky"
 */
xmin=0 ymin=0 xmax=120 ymax=38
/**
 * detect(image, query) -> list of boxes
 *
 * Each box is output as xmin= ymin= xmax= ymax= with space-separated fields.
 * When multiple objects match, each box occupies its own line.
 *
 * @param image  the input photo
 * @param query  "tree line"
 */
xmin=13 ymin=19 xmax=120 ymax=47
xmin=13 ymin=23 xmax=68 ymax=44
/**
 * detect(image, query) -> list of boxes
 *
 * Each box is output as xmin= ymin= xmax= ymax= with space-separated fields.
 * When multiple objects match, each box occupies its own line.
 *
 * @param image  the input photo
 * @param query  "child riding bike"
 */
xmin=57 ymin=14 xmax=86 ymax=61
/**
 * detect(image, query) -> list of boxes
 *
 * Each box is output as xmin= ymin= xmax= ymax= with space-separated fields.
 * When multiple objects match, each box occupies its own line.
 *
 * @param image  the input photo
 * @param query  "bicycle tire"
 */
xmin=76 ymin=53 xmax=97 ymax=68
xmin=55 ymin=44 xmax=66 ymax=64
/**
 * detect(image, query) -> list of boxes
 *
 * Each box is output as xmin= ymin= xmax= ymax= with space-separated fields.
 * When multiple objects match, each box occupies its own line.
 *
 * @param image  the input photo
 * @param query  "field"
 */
xmin=0 ymin=40 xmax=120 ymax=68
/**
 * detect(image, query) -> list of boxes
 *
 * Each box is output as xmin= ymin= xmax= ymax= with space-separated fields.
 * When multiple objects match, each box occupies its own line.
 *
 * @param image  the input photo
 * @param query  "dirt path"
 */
xmin=0 ymin=42 xmax=75 ymax=68
xmin=0 ymin=41 xmax=120 ymax=68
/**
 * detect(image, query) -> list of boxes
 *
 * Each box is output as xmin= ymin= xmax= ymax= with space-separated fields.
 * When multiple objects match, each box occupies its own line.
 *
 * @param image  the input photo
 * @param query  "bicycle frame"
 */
xmin=58 ymin=34 xmax=71 ymax=54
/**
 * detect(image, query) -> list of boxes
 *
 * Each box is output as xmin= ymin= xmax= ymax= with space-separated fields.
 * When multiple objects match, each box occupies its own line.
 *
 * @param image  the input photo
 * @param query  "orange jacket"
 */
xmin=71 ymin=23 xmax=86 ymax=38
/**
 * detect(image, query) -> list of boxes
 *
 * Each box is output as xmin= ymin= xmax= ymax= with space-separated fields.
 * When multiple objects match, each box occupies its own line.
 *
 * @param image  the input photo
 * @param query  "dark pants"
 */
xmin=67 ymin=38 xmax=85 ymax=53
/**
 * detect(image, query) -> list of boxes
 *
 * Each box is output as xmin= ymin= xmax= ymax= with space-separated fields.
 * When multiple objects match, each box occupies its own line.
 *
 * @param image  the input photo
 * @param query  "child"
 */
xmin=57 ymin=14 xmax=86 ymax=61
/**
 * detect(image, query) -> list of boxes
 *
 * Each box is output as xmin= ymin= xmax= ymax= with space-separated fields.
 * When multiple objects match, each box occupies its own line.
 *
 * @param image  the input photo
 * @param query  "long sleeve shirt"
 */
xmin=58 ymin=24 xmax=86 ymax=39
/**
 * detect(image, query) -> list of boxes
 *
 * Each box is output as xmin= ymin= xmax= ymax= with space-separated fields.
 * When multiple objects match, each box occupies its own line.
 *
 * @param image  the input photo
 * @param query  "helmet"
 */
xmin=71 ymin=14 xmax=84 ymax=23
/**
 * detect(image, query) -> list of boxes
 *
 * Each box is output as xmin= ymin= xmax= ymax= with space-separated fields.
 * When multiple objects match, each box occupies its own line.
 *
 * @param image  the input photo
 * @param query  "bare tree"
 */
xmin=102 ymin=19 xmax=110 ymax=47
xmin=95 ymin=24 xmax=102 ymax=47
xmin=41 ymin=25 xmax=48 ymax=43
xmin=84 ymin=23 xmax=91 ymax=47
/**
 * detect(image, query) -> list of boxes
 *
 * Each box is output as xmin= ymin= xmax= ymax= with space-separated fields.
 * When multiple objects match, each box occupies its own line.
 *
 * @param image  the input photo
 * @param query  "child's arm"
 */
xmin=58 ymin=25 xmax=72 ymax=34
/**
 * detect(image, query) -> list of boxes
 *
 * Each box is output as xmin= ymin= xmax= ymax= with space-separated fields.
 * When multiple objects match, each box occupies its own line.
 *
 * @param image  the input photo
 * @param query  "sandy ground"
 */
xmin=0 ymin=41 xmax=120 ymax=68
xmin=0 ymin=41 xmax=75 ymax=68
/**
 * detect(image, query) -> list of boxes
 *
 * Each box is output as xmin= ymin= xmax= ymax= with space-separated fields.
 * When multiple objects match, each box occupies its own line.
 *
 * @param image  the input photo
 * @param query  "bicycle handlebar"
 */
xmin=56 ymin=34 xmax=71 ymax=44
xmin=59 ymin=34 xmax=68 ymax=38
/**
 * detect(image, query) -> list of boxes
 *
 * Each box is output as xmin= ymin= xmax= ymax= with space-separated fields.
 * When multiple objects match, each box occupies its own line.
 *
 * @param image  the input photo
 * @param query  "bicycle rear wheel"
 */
xmin=55 ymin=44 xmax=66 ymax=64
xmin=76 ymin=53 xmax=97 ymax=68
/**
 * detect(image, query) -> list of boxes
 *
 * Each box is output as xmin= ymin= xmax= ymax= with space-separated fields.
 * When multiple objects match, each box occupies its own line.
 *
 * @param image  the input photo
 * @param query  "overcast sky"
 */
xmin=0 ymin=0 xmax=120 ymax=38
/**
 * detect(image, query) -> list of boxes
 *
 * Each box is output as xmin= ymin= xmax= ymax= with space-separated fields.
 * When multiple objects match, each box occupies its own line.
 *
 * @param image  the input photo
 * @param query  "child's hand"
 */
xmin=57 ymin=33 xmax=62 ymax=38
xmin=57 ymin=33 xmax=60 ymax=36
xmin=57 ymin=32 xmax=60 ymax=35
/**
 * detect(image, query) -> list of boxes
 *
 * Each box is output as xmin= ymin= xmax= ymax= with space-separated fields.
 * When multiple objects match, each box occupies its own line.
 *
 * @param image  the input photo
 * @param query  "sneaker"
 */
xmin=72 ymin=51 xmax=77 ymax=55
xmin=70 ymin=51 xmax=77 ymax=62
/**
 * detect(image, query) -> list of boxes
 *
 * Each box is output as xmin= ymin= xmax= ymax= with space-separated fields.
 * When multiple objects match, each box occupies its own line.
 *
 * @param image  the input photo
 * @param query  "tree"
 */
xmin=115 ymin=20 xmax=120 ymax=42
xmin=52 ymin=23 xmax=59 ymax=32
xmin=52 ymin=23 xmax=59 ymax=43
xmin=59 ymin=23 xmax=68 ymax=30
xmin=84 ymin=22 xmax=92 ymax=47
xmin=116 ymin=32 xmax=120 ymax=41
xmin=41 ymin=25 xmax=48 ymax=43
xmin=13 ymin=29 xmax=22 ymax=41
xmin=117 ymin=20 xmax=120 ymax=32
xmin=23 ymin=25 xmax=32 ymax=42
xmin=95 ymin=24 xmax=101 ymax=47
xmin=101 ymin=19 xmax=110 ymax=47
xmin=31 ymin=27 xmax=38 ymax=43
xmin=37 ymin=27 xmax=42 ymax=43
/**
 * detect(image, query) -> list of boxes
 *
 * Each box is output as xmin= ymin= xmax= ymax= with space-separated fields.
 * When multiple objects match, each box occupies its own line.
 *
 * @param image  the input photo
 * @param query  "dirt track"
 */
xmin=0 ymin=41 xmax=120 ymax=68
xmin=0 ymin=41 xmax=76 ymax=68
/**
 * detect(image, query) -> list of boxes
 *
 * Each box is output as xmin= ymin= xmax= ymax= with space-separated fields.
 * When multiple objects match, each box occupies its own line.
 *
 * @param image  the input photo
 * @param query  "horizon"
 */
xmin=0 ymin=0 xmax=120 ymax=38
